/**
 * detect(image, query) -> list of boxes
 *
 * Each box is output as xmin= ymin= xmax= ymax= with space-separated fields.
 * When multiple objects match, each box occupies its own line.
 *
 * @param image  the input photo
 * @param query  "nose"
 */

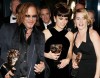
xmin=79 ymin=19 xmax=83 ymax=23
xmin=63 ymin=20 xmax=68 ymax=24
xmin=30 ymin=17 xmax=33 ymax=20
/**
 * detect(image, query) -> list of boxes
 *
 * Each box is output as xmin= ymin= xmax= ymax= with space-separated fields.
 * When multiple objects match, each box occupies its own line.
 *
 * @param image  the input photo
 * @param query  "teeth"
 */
xmin=79 ymin=24 xmax=83 ymax=26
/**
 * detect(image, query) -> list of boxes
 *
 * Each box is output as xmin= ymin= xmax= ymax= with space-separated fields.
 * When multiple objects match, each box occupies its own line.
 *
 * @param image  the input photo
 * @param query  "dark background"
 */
xmin=0 ymin=0 xmax=99 ymax=27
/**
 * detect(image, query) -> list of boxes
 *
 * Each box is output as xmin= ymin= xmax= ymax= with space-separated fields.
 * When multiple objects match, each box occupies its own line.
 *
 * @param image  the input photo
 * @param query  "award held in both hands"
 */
xmin=71 ymin=52 xmax=82 ymax=77
xmin=0 ymin=49 xmax=20 ymax=78
xmin=50 ymin=44 xmax=63 ymax=65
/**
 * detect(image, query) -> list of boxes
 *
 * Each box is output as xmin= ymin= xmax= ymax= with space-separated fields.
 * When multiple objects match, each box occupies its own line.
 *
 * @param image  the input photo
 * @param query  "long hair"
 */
xmin=16 ymin=2 xmax=40 ymax=26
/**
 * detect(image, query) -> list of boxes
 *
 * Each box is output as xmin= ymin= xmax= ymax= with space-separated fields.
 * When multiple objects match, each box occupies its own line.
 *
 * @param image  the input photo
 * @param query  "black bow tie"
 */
xmin=47 ymin=24 xmax=52 ymax=29
xmin=12 ymin=17 xmax=16 ymax=20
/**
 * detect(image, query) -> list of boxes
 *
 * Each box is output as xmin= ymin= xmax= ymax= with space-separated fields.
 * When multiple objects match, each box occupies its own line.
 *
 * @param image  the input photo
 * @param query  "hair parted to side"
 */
xmin=53 ymin=2 xmax=70 ymax=18
xmin=16 ymin=2 xmax=40 ymax=26
xmin=74 ymin=9 xmax=91 ymax=25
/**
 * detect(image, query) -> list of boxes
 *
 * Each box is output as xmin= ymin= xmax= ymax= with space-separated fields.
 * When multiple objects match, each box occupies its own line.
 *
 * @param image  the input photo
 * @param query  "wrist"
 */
xmin=65 ymin=58 xmax=70 ymax=64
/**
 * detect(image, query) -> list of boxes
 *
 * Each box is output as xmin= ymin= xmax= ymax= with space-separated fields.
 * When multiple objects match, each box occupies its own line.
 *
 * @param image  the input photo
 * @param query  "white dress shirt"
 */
xmin=10 ymin=14 xmax=17 ymax=23
xmin=43 ymin=20 xmax=52 ymax=29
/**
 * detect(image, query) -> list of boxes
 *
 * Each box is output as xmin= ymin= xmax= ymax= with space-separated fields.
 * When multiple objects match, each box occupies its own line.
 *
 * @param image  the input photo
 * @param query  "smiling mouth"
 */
xmin=79 ymin=24 xmax=83 ymax=26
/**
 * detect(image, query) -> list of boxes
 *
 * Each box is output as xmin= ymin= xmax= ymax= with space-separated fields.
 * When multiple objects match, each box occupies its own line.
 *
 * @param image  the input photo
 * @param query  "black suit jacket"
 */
xmin=3 ymin=16 xmax=10 ymax=23
xmin=0 ymin=23 xmax=49 ymax=78
xmin=0 ymin=16 xmax=10 ymax=29
xmin=0 ymin=16 xmax=10 ymax=28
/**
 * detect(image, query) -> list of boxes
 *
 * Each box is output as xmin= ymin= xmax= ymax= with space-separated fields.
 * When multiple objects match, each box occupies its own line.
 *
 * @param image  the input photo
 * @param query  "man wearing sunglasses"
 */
xmin=0 ymin=2 xmax=49 ymax=78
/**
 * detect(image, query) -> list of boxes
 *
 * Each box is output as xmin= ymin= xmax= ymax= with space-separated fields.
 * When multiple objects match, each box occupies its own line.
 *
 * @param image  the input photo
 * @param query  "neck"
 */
xmin=26 ymin=28 xmax=33 ymax=34
xmin=12 ymin=13 xmax=16 ymax=16
xmin=54 ymin=25 xmax=63 ymax=32
xmin=78 ymin=27 xmax=87 ymax=35
xmin=25 ymin=29 xmax=33 ymax=40
xmin=44 ymin=20 xmax=51 ymax=25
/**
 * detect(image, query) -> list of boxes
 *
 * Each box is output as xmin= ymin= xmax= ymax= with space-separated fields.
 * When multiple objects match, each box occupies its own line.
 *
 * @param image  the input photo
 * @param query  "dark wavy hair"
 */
xmin=53 ymin=2 xmax=70 ymax=18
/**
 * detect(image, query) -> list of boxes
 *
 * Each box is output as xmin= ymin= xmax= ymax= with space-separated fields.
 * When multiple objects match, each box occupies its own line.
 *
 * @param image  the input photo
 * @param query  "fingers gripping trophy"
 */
xmin=50 ymin=44 xmax=63 ymax=65
xmin=0 ymin=49 xmax=20 ymax=77
xmin=71 ymin=52 xmax=82 ymax=77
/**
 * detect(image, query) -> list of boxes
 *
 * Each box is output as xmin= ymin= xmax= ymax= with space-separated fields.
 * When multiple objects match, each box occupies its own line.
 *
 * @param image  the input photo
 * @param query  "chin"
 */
xmin=78 ymin=27 xmax=84 ymax=30
xmin=27 ymin=25 xmax=34 ymax=28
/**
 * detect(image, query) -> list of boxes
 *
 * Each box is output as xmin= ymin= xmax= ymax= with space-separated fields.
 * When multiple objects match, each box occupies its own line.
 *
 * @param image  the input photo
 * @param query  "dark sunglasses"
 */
xmin=25 ymin=15 xmax=37 ymax=19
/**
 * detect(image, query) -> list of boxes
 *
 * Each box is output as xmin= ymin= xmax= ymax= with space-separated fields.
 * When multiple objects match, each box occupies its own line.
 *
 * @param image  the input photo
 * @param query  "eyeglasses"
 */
xmin=25 ymin=14 xmax=37 ymax=19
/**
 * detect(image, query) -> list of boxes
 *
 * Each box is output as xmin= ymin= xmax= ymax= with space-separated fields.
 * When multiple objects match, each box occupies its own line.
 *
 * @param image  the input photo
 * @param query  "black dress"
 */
xmin=45 ymin=28 xmax=70 ymax=78
xmin=73 ymin=28 xmax=96 ymax=78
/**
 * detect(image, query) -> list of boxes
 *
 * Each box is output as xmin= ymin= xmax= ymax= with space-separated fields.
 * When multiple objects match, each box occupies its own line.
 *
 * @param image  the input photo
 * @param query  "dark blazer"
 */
xmin=3 ymin=16 xmax=10 ymax=23
xmin=0 ymin=23 xmax=49 ymax=78
xmin=0 ymin=16 xmax=10 ymax=28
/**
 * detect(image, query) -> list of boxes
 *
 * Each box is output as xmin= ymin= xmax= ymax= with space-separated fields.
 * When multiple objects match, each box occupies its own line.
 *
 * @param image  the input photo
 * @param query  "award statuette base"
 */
xmin=71 ymin=68 xmax=78 ymax=78
xmin=71 ymin=52 xmax=82 ymax=78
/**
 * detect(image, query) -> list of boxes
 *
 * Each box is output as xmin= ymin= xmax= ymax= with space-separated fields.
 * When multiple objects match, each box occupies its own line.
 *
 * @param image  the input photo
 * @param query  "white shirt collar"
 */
xmin=43 ymin=20 xmax=52 ymax=29
xmin=10 ymin=14 xmax=17 ymax=23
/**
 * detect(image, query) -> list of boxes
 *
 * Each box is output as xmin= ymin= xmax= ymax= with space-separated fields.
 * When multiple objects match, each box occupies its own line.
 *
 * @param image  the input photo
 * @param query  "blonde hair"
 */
xmin=74 ymin=9 xmax=91 ymax=25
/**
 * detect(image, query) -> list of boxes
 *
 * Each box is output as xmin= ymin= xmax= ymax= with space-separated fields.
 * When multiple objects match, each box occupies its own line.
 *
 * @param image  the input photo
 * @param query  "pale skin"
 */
xmin=72 ymin=12 xmax=100 ymax=78
xmin=88 ymin=11 xmax=95 ymax=28
xmin=5 ymin=6 xmax=45 ymax=78
xmin=40 ymin=8 xmax=51 ymax=24
xmin=43 ymin=15 xmax=74 ymax=69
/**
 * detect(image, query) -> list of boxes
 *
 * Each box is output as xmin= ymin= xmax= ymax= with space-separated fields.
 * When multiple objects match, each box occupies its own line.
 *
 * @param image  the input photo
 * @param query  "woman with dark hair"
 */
xmin=0 ymin=2 xmax=48 ymax=78
xmin=43 ymin=2 xmax=74 ymax=78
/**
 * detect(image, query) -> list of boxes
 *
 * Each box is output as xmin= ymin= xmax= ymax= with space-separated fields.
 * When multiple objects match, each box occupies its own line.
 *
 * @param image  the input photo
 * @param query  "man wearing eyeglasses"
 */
xmin=0 ymin=2 xmax=49 ymax=78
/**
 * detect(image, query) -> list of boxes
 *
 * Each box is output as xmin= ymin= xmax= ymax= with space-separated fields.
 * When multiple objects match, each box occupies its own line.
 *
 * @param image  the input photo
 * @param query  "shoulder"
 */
xmin=34 ymin=26 xmax=44 ymax=36
xmin=43 ymin=29 xmax=51 ymax=36
xmin=66 ymin=31 xmax=74 ymax=42
xmin=1 ymin=23 xmax=17 ymax=28
xmin=34 ymin=27 xmax=45 ymax=41
xmin=89 ymin=29 xmax=100 ymax=42
xmin=43 ymin=29 xmax=52 ymax=41
xmin=0 ymin=23 xmax=17 ymax=32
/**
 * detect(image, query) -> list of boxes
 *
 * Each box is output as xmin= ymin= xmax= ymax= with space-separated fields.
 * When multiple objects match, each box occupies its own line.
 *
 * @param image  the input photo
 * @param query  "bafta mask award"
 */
xmin=50 ymin=44 xmax=63 ymax=65
xmin=71 ymin=52 xmax=82 ymax=77
xmin=0 ymin=49 xmax=20 ymax=77
xmin=50 ymin=44 xmax=62 ymax=54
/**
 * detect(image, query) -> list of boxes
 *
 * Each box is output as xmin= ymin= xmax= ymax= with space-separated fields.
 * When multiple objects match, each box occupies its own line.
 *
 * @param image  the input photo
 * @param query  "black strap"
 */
xmin=74 ymin=32 xmax=78 ymax=43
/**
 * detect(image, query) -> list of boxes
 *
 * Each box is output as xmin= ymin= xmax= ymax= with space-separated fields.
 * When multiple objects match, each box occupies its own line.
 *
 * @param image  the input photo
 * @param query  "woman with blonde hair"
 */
xmin=72 ymin=9 xmax=100 ymax=78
